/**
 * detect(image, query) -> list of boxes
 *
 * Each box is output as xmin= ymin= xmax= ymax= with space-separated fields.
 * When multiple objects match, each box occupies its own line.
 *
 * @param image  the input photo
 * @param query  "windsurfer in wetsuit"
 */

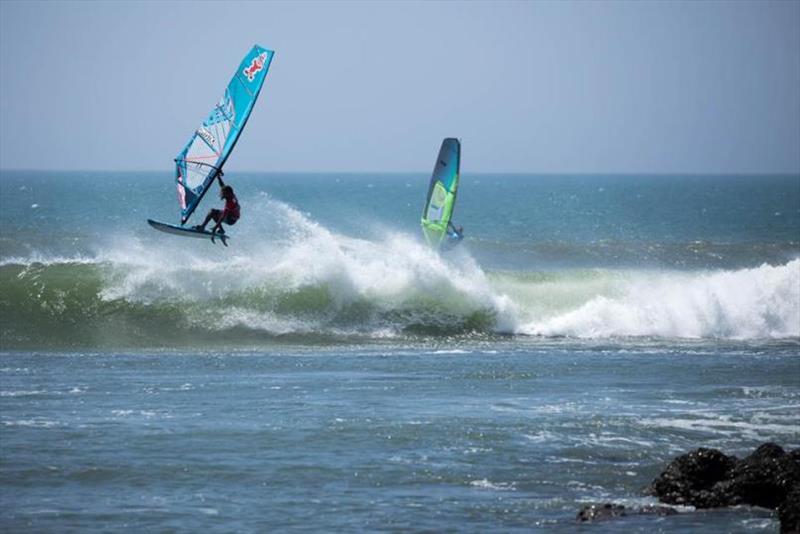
xmin=194 ymin=177 xmax=240 ymax=244
xmin=444 ymin=221 xmax=464 ymax=248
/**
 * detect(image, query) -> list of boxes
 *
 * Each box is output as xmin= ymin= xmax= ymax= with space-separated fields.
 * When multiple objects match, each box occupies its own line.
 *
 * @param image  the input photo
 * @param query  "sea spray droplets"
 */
xmin=57 ymin=196 xmax=519 ymax=339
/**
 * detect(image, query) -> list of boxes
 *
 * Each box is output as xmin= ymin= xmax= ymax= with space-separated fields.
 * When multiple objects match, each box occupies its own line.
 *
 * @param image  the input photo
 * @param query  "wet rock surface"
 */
xmin=576 ymin=503 xmax=677 ymax=523
xmin=575 ymin=443 xmax=799 ymax=531
xmin=650 ymin=443 xmax=799 ymax=533
xmin=650 ymin=446 xmax=737 ymax=507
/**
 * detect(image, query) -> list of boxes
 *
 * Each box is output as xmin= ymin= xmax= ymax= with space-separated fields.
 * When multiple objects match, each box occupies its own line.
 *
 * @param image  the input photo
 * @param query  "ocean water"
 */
xmin=1 ymin=171 xmax=799 ymax=532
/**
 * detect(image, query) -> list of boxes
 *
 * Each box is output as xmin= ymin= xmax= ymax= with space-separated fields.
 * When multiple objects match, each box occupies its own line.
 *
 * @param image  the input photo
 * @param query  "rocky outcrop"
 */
xmin=722 ymin=443 xmax=800 ymax=510
xmin=650 ymin=446 xmax=737 ymax=507
xmin=575 ymin=443 xmax=799 ymax=531
xmin=649 ymin=443 xmax=800 ymax=533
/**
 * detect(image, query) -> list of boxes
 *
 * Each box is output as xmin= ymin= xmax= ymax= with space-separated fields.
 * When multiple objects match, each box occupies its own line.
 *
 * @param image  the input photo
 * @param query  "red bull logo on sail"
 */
xmin=243 ymin=52 xmax=268 ymax=82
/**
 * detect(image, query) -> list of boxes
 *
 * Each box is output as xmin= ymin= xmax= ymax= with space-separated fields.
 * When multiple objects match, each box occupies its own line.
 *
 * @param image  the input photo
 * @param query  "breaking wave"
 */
xmin=516 ymin=261 xmax=799 ymax=339
xmin=0 ymin=195 xmax=797 ymax=348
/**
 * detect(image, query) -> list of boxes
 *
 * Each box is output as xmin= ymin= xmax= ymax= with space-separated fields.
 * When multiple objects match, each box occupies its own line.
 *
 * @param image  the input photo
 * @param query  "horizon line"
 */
xmin=1 ymin=168 xmax=799 ymax=177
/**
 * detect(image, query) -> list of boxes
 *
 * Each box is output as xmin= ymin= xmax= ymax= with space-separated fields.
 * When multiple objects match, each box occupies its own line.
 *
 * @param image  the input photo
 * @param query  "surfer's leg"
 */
xmin=195 ymin=209 xmax=221 ymax=231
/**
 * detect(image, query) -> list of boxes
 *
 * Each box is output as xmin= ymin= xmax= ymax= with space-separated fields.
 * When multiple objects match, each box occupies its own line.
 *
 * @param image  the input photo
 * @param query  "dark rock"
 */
xmin=778 ymin=485 xmax=800 ymax=534
xmin=753 ymin=442 xmax=787 ymax=460
xmin=722 ymin=442 xmax=800 ymax=509
xmin=638 ymin=504 xmax=679 ymax=516
xmin=576 ymin=503 xmax=627 ymax=522
xmin=576 ymin=503 xmax=678 ymax=523
xmin=650 ymin=443 xmax=800 ymax=533
xmin=650 ymin=447 xmax=738 ymax=507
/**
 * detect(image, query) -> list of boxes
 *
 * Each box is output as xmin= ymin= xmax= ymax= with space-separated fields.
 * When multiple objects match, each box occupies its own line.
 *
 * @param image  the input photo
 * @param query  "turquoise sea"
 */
xmin=1 ymin=171 xmax=799 ymax=531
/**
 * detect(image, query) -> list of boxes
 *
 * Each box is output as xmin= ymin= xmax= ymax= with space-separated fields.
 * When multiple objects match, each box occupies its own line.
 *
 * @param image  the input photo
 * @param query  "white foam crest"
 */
xmin=94 ymin=194 xmax=521 ymax=331
xmin=519 ymin=260 xmax=800 ymax=339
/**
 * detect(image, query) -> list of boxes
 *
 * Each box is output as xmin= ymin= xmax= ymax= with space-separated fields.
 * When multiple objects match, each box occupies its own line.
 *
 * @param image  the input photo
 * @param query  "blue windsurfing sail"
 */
xmin=175 ymin=45 xmax=274 ymax=224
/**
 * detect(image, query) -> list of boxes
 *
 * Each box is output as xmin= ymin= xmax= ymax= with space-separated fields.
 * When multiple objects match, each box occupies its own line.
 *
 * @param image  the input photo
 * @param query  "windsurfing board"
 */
xmin=147 ymin=219 xmax=229 ymax=246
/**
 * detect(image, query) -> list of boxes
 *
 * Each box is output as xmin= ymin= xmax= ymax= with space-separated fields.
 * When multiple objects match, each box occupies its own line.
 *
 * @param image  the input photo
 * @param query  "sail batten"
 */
xmin=175 ymin=45 xmax=274 ymax=224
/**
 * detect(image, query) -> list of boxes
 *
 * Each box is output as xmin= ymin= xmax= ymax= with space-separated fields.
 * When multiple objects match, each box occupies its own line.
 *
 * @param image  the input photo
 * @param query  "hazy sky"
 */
xmin=1 ymin=0 xmax=798 ymax=173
